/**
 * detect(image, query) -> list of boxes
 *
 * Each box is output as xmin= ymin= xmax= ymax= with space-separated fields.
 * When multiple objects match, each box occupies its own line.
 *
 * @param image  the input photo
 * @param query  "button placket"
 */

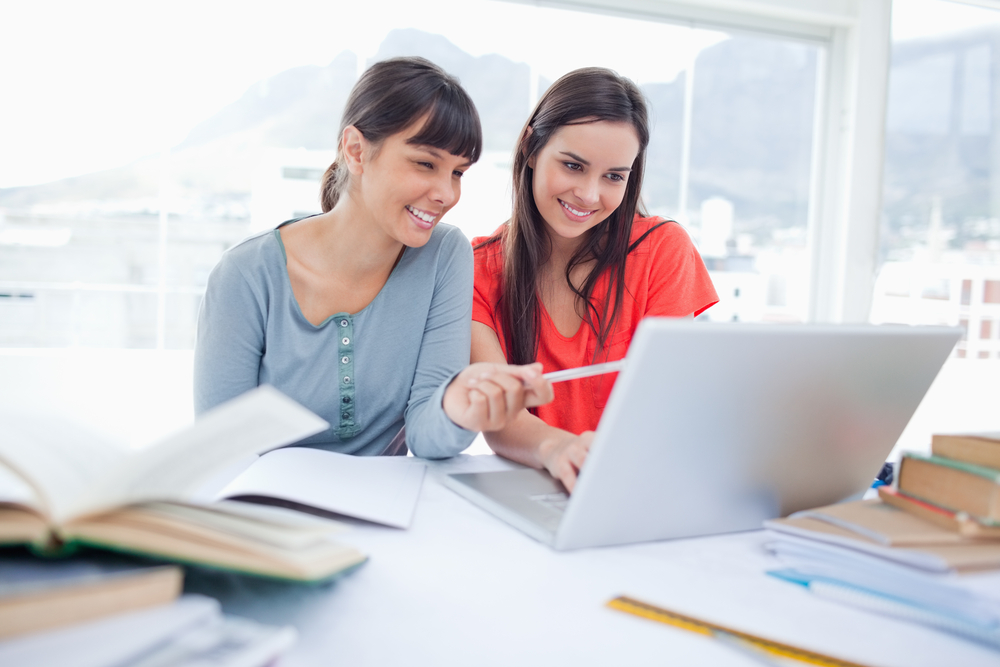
xmin=336 ymin=315 xmax=359 ymax=438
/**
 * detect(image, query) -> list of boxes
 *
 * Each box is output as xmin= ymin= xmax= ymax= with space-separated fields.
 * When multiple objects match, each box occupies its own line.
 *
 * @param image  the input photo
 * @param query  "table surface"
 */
xmin=184 ymin=455 xmax=1000 ymax=667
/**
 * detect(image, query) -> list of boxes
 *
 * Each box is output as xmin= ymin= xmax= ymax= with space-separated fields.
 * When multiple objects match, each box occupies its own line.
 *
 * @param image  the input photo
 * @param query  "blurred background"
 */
xmin=0 ymin=0 xmax=996 ymax=454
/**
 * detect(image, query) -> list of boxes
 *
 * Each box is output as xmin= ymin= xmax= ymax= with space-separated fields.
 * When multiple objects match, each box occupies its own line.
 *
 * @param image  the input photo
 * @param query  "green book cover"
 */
xmin=902 ymin=453 xmax=1000 ymax=484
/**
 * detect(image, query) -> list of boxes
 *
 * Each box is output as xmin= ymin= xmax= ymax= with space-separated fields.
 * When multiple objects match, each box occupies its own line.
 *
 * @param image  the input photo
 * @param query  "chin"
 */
xmin=401 ymin=229 xmax=435 ymax=248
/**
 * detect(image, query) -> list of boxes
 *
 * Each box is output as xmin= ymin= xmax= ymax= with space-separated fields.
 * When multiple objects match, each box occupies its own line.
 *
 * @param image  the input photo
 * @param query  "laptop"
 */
xmin=443 ymin=320 xmax=962 ymax=550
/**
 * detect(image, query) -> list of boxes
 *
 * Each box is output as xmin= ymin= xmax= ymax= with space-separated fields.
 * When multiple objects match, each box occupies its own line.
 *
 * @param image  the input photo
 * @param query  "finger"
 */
xmin=544 ymin=449 xmax=580 ymax=494
xmin=522 ymin=363 xmax=553 ymax=405
xmin=471 ymin=377 xmax=507 ymax=431
xmin=458 ymin=388 xmax=489 ymax=431
xmin=502 ymin=362 xmax=543 ymax=384
xmin=522 ymin=376 xmax=554 ymax=407
xmin=484 ymin=371 xmax=526 ymax=424
xmin=566 ymin=442 xmax=589 ymax=470
xmin=557 ymin=462 xmax=578 ymax=493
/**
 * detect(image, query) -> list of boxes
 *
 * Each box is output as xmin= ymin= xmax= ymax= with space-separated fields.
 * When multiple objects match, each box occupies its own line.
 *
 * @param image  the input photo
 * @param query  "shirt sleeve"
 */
xmin=471 ymin=238 xmax=501 ymax=333
xmin=403 ymin=228 xmax=477 ymax=459
xmin=645 ymin=222 xmax=719 ymax=318
xmin=193 ymin=249 xmax=266 ymax=416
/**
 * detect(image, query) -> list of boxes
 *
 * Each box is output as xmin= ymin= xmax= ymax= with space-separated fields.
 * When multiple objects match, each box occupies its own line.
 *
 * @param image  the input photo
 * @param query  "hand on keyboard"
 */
xmin=538 ymin=430 xmax=594 ymax=493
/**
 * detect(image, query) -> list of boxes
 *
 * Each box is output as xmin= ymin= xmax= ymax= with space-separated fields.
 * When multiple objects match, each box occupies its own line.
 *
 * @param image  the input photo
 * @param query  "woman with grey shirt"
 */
xmin=194 ymin=57 xmax=552 ymax=458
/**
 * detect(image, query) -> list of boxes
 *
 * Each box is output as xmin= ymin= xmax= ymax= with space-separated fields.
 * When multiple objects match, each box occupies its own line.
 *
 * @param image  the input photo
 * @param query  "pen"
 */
xmin=543 ymin=360 xmax=626 ymax=384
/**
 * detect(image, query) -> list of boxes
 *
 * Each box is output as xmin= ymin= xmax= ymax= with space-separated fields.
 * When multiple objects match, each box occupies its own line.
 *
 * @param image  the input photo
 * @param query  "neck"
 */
xmin=544 ymin=229 xmax=591 ymax=274
xmin=321 ymin=192 xmax=404 ymax=276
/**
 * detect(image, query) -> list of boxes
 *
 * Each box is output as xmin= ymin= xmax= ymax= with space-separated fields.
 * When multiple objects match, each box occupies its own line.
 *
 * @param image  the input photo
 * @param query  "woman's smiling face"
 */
xmin=527 ymin=120 xmax=640 ymax=246
xmin=358 ymin=116 xmax=472 ymax=248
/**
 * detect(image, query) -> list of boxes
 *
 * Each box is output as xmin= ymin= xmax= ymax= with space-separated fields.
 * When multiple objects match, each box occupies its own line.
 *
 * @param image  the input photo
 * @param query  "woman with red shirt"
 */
xmin=472 ymin=67 xmax=718 ymax=491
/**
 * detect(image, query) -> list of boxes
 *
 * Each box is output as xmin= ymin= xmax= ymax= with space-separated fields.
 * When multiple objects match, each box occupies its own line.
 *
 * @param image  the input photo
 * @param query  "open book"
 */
xmin=215 ymin=447 xmax=427 ymax=529
xmin=0 ymin=386 xmax=366 ymax=582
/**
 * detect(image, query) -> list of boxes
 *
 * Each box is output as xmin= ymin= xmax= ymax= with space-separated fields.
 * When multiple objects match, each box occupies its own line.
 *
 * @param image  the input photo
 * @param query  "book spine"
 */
xmin=909 ymin=453 xmax=1000 ymax=481
xmin=897 ymin=455 xmax=1000 ymax=521
xmin=877 ymin=486 xmax=1000 ymax=536
xmin=932 ymin=436 xmax=1000 ymax=470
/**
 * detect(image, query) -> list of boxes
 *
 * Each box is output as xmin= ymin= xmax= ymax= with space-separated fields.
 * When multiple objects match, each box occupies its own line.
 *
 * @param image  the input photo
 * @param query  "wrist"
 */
xmin=536 ymin=430 xmax=572 ymax=469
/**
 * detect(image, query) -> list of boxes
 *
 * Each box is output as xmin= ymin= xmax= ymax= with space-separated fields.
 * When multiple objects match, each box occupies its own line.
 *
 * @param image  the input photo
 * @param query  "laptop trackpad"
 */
xmin=448 ymin=468 xmax=567 ymax=532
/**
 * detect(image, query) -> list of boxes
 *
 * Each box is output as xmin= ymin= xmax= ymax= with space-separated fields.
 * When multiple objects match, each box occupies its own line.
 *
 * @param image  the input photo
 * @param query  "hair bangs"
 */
xmin=406 ymin=88 xmax=483 ymax=163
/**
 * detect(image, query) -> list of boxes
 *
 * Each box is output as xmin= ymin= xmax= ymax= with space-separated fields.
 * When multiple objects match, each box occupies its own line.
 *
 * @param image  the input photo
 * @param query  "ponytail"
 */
xmin=320 ymin=161 xmax=345 ymax=212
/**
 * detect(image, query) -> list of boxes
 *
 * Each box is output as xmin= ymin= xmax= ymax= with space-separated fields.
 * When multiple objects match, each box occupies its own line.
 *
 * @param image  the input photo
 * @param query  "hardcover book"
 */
xmin=0 ymin=386 xmax=366 ymax=582
xmin=897 ymin=453 xmax=1000 ymax=524
xmin=932 ymin=432 xmax=1000 ymax=469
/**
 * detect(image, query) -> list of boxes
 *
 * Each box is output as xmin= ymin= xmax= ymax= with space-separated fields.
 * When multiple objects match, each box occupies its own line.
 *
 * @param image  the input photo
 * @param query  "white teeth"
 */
xmin=560 ymin=201 xmax=591 ymax=217
xmin=406 ymin=205 xmax=435 ymax=223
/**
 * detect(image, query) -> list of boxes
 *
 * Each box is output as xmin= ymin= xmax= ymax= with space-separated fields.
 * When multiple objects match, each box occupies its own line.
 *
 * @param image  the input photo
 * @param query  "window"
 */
xmin=0 ymin=0 xmax=828 ymax=349
xmin=872 ymin=0 xmax=1000 ymax=458
xmin=872 ymin=0 xmax=1000 ymax=363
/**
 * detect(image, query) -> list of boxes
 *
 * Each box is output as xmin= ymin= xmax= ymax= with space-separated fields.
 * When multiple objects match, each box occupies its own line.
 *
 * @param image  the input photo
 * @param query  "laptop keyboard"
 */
xmin=530 ymin=492 xmax=569 ymax=513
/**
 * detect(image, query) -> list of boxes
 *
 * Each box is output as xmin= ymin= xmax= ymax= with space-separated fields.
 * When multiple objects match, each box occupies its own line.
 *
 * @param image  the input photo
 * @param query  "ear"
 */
xmin=341 ymin=126 xmax=367 ymax=175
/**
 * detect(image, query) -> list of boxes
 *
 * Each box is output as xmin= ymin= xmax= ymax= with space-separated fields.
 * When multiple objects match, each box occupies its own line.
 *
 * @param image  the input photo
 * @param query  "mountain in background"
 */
xmin=0 ymin=30 xmax=536 ymax=212
xmin=2 ymin=25 xmax=994 ymax=255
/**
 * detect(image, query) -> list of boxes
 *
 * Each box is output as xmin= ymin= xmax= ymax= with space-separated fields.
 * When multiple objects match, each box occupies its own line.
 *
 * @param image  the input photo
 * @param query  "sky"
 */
xmin=1 ymin=0 xmax=998 ymax=189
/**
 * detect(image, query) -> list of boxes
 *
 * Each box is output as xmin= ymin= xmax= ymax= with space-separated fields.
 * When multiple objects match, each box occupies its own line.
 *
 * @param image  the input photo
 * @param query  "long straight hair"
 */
xmin=320 ymin=57 xmax=482 ymax=212
xmin=481 ymin=67 xmax=650 ymax=366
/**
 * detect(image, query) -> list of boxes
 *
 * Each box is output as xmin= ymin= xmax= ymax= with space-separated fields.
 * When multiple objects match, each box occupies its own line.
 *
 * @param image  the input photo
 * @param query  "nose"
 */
xmin=575 ymin=175 xmax=600 ymax=207
xmin=431 ymin=171 xmax=459 ymax=209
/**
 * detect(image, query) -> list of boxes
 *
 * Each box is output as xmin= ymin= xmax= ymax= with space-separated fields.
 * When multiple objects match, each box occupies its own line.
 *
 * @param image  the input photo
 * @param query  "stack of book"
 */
xmin=0 ymin=557 xmax=298 ymax=665
xmin=889 ymin=432 xmax=1000 ymax=536
xmin=763 ymin=432 xmax=1000 ymax=650
xmin=1 ymin=384 xmax=438 ymax=663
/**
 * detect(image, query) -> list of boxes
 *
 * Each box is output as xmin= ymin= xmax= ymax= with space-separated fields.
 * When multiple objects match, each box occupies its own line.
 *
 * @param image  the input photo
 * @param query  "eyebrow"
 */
xmin=559 ymin=151 xmax=632 ymax=172
xmin=410 ymin=144 xmax=473 ymax=168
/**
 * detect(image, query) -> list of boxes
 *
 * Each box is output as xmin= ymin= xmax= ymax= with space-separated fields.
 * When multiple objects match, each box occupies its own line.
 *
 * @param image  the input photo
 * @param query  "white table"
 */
xmin=184 ymin=455 xmax=1000 ymax=667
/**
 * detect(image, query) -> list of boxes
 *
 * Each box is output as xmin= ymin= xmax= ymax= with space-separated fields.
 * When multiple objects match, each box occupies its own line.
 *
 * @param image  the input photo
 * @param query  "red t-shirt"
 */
xmin=472 ymin=216 xmax=719 ymax=435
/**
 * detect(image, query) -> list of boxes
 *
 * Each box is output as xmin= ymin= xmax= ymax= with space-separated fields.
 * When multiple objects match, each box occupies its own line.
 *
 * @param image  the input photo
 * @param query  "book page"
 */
xmin=795 ymin=499 xmax=969 ymax=545
xmin=0 ymin=410 xmax=127 ymax=522
xmin=0 ymin=461 xmax=41 ymax=510
xmin=81 ymin=501 xmax=346 ymax=550
xmin=217 ymin=447 xmax=427 ymax=529
xmin=73 ymin=386 xmax=328 ymax=517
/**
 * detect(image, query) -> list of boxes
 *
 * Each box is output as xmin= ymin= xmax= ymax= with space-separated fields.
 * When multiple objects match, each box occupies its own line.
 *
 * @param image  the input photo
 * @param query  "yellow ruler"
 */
xmin=607 ymin=596 xmax=874 ymax=667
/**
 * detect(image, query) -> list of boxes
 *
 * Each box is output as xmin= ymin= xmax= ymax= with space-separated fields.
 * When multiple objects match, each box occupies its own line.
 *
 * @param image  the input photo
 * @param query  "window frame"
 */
xmin=502 ymin=0 xmax=893 ymax=323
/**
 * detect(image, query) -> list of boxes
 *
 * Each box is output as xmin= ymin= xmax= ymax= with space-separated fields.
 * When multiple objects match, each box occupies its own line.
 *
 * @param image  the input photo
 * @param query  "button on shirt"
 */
xmin=194 ymin=221 xmax=476 ymax=458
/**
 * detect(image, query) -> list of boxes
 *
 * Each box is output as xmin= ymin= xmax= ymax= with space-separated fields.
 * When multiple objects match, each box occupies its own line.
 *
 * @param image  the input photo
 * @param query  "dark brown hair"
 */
xmin=320 ymin=57 xmax=483 ymax=212
xmin=481 ymin=67 xmax=650 ymax=366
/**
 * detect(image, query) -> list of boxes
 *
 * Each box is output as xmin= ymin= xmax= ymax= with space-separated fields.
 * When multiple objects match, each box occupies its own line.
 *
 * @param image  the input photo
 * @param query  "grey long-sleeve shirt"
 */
xmin=193 ymin=220 xmax=476 ymax=458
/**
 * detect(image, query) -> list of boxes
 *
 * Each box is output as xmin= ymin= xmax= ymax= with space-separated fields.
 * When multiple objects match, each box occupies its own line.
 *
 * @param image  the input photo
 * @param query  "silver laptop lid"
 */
xmin=555 ymin=321 xmax=961 ymax=550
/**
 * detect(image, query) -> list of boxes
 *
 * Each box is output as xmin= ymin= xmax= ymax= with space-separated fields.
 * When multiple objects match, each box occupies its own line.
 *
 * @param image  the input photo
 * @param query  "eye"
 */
xmin=563 ymin=162 xmax=583 ymax=172
xmin=606 ymin=173 xmax=626 ymax=183
xmin=417 ymin=161 xmax=434 ymax=169
xmin=453 ymin=169 xmax=466 ymax=179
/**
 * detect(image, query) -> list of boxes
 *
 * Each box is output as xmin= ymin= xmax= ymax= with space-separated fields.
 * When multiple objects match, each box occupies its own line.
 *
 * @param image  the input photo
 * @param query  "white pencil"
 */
xmin=542 ymin=360 xmax=627 ymax=384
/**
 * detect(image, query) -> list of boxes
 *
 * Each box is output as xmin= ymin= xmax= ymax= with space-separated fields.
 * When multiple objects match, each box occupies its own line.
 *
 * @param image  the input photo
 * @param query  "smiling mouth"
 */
xmin=406 ymin=205 xmax=437 ymax=228
xmin=559 ymin=200 xmax=596 ymax=219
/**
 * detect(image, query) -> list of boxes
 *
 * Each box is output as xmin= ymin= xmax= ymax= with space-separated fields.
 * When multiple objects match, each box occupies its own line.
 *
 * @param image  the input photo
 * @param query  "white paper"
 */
xmin=217 ymin=448 xmax=426 ymax=529
xmin=767 ymin=534 xmax=1000 ymax=621
xmin=0 ymin=595 xmax=218 ymax=667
